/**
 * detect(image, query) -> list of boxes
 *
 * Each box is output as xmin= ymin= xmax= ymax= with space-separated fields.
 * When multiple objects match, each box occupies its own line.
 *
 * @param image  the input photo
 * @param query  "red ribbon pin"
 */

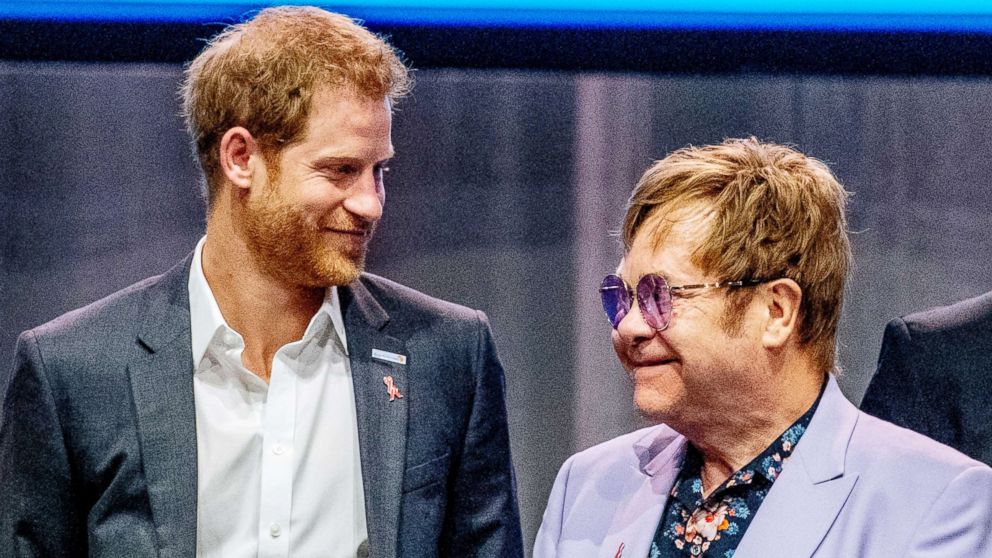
xmin=383 ymin=376 xmax=403 ymax=401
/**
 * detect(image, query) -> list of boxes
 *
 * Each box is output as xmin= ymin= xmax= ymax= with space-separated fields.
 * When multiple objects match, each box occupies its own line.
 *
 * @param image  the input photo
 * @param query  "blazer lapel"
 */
xmin=600 ymin=428 xmax=688 ymax=558
xmin=734 ymin=377 xmax=860 ymax=558
xmin=127 ymin=256 xmax=198 ymax=558
xmin=341 ymin=278 xmax=409 ymax=557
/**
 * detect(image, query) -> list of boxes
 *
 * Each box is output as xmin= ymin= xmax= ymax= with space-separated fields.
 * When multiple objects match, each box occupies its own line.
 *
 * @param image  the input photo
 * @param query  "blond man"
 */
xmin=0 ymin=7 xmax=522 ymax=556
xmin=535 ymin=138 xmax=992 ymax=557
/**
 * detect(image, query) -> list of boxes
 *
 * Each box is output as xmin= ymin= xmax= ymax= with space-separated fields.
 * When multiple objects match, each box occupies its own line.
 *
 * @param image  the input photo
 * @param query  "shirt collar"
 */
xmin=187 ymin=236 xmax=349 ymax=369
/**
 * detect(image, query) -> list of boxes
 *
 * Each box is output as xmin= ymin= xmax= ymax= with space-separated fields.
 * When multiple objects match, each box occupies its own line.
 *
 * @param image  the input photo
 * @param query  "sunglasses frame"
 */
xmin=600 ymin=273 xmax=764 ymax=331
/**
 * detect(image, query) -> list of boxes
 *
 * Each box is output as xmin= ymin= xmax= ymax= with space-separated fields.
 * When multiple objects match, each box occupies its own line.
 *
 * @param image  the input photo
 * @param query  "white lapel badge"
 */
xmin=383 ymin=375 xmax=404 ymax=402
xmin=372 ymin=348 xmax=407 ymax=365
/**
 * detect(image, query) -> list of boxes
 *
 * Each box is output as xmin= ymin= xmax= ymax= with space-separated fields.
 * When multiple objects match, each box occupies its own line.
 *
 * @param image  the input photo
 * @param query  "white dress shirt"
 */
xmin=189 ymin=237 xmax=368 ymax=557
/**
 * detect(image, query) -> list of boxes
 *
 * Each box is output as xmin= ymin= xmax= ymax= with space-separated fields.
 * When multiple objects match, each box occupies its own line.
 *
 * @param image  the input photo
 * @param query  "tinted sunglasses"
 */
xmin=599 ymin=274 xmax=764 ymax=331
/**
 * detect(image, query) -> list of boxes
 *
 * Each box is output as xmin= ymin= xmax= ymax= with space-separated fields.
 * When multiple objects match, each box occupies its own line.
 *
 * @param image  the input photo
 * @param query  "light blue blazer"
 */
xmin=535 ymin=377 xmax=992 ymax=558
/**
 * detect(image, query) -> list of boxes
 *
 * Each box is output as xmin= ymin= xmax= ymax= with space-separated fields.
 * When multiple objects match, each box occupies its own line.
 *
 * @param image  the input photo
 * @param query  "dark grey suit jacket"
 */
xmin=0 ymin=254 xmax=523 ymax=557
xmin=861 ymin=290 xmax=992 ymax=466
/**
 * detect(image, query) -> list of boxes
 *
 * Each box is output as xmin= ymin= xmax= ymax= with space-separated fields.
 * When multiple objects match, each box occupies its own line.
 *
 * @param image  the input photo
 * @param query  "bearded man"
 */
xmin=0 ymin=7 xmax=522 ymax=557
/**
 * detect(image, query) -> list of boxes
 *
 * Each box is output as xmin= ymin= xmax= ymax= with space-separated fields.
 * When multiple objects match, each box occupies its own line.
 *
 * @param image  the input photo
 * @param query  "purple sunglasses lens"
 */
xmin=600 ymin=275 xmax=630 ymax=328
xmin=636 ymin=274 xmax=673 ymax=330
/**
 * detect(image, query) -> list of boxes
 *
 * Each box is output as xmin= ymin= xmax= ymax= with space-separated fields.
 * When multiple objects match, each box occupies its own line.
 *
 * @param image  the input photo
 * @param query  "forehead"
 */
xmin=310 ymin=86 xmax=390 ymax=125
xmin=620 ymin=203 xmax=714 ymax=282
xmin=307 ymin=86 xmax=392 ymax=134
xmin=290 ymin=86 xmax=393 ymax=158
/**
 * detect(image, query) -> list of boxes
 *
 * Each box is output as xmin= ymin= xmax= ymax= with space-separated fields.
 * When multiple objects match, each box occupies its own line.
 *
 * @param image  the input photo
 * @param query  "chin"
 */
xmin=632 ymin=388 xmax=681 ymax=425
xmin=306 ymin=254 xmax=364 ymax=287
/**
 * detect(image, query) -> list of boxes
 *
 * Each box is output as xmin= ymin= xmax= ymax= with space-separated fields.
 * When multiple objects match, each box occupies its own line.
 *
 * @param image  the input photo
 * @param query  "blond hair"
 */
xmin=623 ymin=138 xmax=851 ymax=373
xmin=181 ymin=6 xmax=411 ymax=205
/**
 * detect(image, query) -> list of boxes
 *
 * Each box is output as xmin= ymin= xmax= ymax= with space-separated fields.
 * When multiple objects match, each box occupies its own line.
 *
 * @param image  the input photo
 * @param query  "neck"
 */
xmin=683 ymin=368 xmax=823 ymax=498
xmin=202 ymin=211 xmax=325 ymax=381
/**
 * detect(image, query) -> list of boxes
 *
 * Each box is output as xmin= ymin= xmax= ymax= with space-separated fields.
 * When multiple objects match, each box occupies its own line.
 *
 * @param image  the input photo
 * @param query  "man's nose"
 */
xmin=615 ymin=299 xmax=657 ymax=343
xmin=343 ymin=170 xmax=384 ymax=220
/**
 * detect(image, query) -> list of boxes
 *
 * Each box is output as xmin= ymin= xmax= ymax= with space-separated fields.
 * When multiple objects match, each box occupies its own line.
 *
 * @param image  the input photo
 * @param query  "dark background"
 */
xmin=2 ymin=19 xmax=992 ymax=552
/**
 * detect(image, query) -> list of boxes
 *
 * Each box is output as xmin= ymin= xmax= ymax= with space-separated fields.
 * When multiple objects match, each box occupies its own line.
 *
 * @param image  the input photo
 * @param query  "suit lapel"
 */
xmin=734 ymin=377 xmax=860 ymax=558
xmin=127 ymin=255 xmax=198 ymax=558
xmin=341 ymin=278 xmax=409 ymax=557
xmin=600 ymin=428 xmax=688 ymax=558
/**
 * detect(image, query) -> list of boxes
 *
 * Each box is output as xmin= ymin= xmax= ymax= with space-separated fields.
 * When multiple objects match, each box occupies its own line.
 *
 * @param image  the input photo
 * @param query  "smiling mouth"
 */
xmin=631 ymin=358 xmax=678 ymax=370
xmin=325 ymin=228 xmax=369 ymax=237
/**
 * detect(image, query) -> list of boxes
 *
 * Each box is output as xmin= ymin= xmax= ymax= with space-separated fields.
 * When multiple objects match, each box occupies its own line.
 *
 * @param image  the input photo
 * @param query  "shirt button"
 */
xmin=270 ymin=523 xmax=281 ymax=538
xmin=273 ymin=444 xmax=285 ymax=455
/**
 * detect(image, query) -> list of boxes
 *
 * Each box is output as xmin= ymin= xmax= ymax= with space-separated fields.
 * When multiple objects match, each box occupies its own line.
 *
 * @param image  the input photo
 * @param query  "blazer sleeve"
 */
xmin=904 ymin=464 xmax=992 ymax=556
xmin=532 ymin=453 xmax=575 ymax=558
xmin=439 ymin=311 xmax=524 ymax=556
xmin=0 ymin=331 xmax=84 ymax=557
xmin=860 ymin=317 xmax=951 ymax=443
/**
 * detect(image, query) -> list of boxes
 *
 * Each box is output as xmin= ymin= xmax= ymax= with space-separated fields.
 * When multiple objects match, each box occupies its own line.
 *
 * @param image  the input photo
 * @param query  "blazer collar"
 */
xmin=135 ymin=253 xmax=195 ymax=354
xmin=733 ymin=375 xmax=860 ymax=558
xmin=340 ymin=276 xmax=390 ymax=333
xmin=597 ymin=426 xmax=687 ymax=558
xmin=129 ymin=253 xmax=199 ymax=558
xmin=340 ymin=277 xmax=409 ymax=557
xmin=636 ymin=424 xmax=688 ymax=478
xmin=793 ymin=376 xmax=858 ymax=484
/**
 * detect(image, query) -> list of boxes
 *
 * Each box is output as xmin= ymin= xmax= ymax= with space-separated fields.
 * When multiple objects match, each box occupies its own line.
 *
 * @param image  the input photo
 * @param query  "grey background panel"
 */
xmin=2 ymin=61 xmax=991 ymax=552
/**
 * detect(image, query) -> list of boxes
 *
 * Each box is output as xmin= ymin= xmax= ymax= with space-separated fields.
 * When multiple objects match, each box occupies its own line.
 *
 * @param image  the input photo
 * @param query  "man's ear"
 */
xmin=219 ymin=127 xmax=258 ymax=190
xmin=761 ymin=278 xmax=803 ymax=350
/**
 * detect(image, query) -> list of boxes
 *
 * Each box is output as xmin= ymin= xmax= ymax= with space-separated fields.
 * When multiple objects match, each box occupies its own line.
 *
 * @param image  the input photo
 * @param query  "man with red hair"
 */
xmin=0 ymin=7 xmax=522 ymax=557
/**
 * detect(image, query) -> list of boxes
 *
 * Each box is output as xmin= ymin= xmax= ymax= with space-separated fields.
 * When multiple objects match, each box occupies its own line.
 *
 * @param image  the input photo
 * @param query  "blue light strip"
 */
xmin=2 ymin=1 xmax=992 ymax=32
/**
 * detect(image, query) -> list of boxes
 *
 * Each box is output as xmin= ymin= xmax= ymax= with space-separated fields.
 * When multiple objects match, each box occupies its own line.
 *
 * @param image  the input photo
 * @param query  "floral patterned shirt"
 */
xmin=647 ymin=390 xmax=822 ymax=558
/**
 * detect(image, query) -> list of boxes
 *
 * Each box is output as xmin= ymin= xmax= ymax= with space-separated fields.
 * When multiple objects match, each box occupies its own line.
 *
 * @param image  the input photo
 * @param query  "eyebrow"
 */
xmin=311 ymin=154 xmax=394 ymax=169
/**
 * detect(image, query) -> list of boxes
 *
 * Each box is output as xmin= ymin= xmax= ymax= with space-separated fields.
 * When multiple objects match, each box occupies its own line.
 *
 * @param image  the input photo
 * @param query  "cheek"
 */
xmin=610 ymin=329 xmax=622 ymax=351
xmin=610 ymin=330 xmax=633 ymax=368
xmin=311 ymin=188 xmax=349 ymax=208
xmin=299 ymin=196 xmax=350 ymax=225
xmin=290 ymin=176 xmax=345 ymax=207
